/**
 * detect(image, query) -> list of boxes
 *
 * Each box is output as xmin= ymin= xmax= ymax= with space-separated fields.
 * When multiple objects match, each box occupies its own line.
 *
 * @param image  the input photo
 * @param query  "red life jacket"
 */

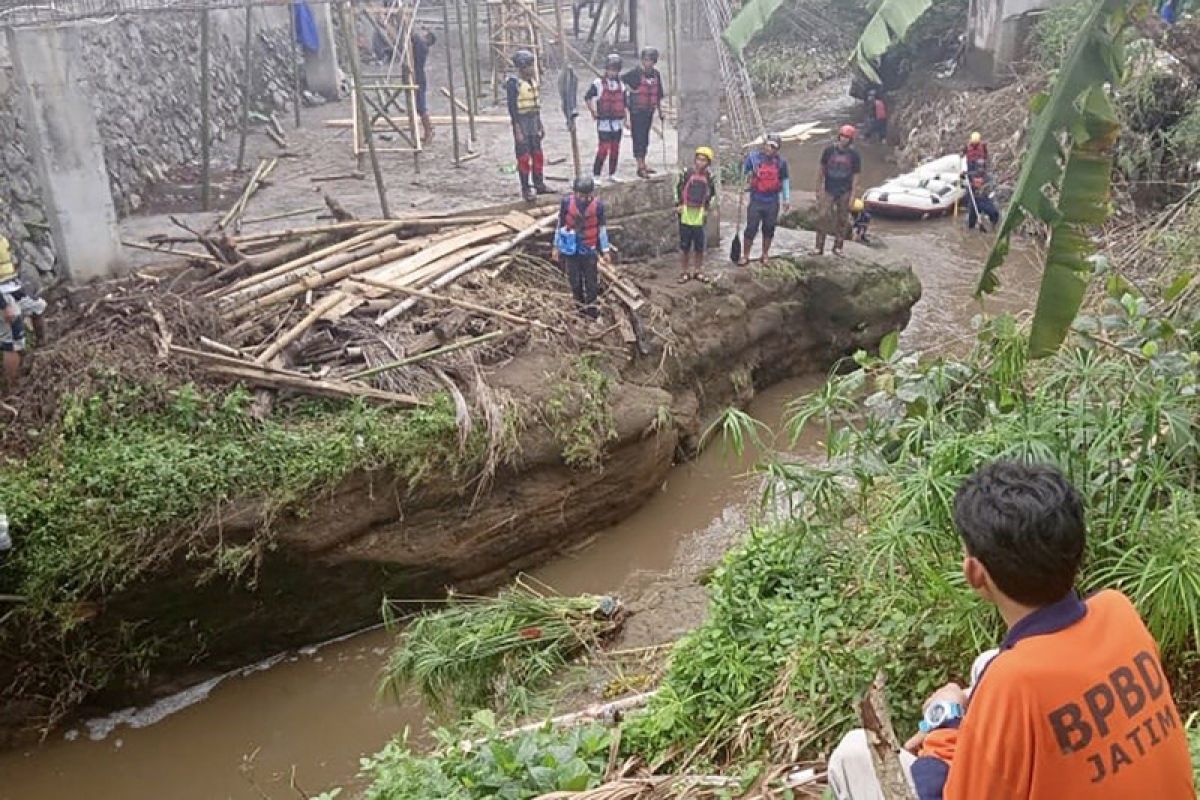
xmin=965 ymin=141 xmax=989 ymax=164
xmin=630 ymin=69 xmax=660 ymax=112
xmin=682 ymin=169 xmax=711 ymax=208
xmin=874 ymin=98 xmax=887 ymax=120
xmin=751 ymin=157 xmax=783 ymax=194
xmin=596 ymin=78 xmax=626 ymax=119
xmin=566 ymin=195 xmax=600 ymax=249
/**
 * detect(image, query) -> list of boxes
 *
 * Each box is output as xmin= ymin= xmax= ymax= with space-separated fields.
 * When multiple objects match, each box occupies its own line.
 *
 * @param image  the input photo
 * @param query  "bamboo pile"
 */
xmin=134 ymin=201 xmax=648 ymax=406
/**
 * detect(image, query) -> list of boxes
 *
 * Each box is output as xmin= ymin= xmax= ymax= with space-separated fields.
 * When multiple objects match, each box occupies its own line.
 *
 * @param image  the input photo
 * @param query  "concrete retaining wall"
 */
xmin=0 ymin=9 xmax=299 ymax=284
xmin=965 ymin=0 xmax=1069 ymax=83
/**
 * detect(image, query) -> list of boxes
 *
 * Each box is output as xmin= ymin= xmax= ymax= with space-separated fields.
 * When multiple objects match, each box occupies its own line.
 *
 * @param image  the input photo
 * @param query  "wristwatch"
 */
xmin=919 ymin=700 xmax=964 ymax=733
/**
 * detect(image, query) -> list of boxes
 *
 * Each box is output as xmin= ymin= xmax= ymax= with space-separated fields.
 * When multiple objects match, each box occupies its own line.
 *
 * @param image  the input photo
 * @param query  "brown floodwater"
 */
xmin=0 ymin=107 xmax=1042 ymax=800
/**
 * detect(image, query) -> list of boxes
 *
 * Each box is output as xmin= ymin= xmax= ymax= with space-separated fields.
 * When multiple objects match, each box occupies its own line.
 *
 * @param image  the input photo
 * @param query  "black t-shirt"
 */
xmin=820 ymin=145 xmax=861 ymax=196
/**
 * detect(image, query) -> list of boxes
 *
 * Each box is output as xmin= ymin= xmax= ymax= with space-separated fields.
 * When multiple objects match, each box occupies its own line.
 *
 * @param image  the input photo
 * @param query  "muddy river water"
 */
xmin=0 ymin=117 xmax=1043 ymax=800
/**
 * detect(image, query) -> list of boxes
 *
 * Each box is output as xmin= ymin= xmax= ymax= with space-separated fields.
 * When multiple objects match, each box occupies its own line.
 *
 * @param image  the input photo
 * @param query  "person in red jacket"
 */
xmin=963 ymin=131 xmax=989 ymax=174
xmin=621 ymin=46 xmax=665 ymax=178
xmin=828 ymin=461 xmax=1196 ymax=800
xmin=585 ymin=53 xmax=628 ymax=179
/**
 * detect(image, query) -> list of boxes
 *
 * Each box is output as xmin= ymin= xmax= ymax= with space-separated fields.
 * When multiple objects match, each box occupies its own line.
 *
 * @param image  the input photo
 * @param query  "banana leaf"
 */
xmin=722 ymin=0 xmax=787 ymax=54
xmin=852 ymin=0 xmax=933 ymax=84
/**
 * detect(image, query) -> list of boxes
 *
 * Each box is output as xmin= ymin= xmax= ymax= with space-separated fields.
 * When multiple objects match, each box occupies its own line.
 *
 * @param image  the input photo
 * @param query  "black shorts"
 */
xmin=513 ymin=113 xmax=543 ymax=157
xmin=597 ymin=127 xmax=622 ymax=143
xmin=745 ymin=197 xmax=780 ymax=240
xmin=679 ymin=222 xmax=706 ymax=252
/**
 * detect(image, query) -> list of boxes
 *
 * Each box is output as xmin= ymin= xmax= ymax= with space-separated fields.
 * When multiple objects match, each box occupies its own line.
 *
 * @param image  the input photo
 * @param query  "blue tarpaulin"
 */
xmin=293 ymin=1 xmax=320 ymax=54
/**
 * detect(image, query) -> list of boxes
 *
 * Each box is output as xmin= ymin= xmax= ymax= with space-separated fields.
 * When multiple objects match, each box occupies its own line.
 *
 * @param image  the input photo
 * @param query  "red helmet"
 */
xmin=839 ymin=124 xmax=857 ymax=140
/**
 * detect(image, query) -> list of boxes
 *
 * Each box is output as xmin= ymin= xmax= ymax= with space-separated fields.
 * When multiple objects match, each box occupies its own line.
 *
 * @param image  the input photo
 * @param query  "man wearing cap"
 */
xmin=815 ymin=125 xmax=862 ymax=256
xmin=740 ymin=134 xmax=790 ymax=266
xmin=506 ymin=50 xmax=552 ymax=202
xmin=553 ymin=176 xmax=611 ymax=321
xmin=585 ymin=53 xmax=628 ymax=180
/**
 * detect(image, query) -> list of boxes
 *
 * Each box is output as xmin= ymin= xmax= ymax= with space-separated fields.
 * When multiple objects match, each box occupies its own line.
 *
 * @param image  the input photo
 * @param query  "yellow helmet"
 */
xmin=851 ymin=198 xmax=865 ymax=213
xmin=969 ymin=131 xmax=982 ymax=144
xmin=695 ymin=146 xmax=715 ymax=162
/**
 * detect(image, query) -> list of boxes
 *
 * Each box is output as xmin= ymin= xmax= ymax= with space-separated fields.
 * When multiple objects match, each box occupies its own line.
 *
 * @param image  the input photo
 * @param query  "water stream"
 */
xmin=0 ymin=111 xmax=1043 ymax=800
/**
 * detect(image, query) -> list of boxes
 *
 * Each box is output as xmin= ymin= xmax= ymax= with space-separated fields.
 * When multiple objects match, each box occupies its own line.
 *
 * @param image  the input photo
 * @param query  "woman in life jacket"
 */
xmin=621 ymin=47 xmax=665 ymax=178
xmin=676 ymin=146 xmax=718 ymax=282
xmin=585 ymin=54 xmax=628 ymax=179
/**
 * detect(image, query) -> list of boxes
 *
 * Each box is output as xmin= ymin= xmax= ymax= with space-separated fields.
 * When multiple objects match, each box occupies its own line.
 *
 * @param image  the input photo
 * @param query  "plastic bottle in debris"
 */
xmin=0 ymin=512 xmax=10 ymax=552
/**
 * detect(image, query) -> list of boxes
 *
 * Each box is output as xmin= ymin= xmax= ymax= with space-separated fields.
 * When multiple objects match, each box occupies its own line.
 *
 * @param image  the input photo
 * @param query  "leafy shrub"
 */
xmin=544 ymin=355 xmax=617 ymax=470
xmin=1031 ymin=0 xmax=1092 ymax=69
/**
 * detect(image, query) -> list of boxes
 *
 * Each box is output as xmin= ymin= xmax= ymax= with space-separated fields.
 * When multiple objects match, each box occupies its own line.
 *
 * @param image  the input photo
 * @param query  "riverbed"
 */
xmin=0 ymin=93 xmax=1043 ymax=800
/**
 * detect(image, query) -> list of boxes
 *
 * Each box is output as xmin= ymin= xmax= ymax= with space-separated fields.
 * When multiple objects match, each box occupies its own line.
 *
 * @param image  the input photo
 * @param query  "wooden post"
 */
xmin=469 ymin=0 xmax=483 ymax=101
xmin=339 ymin=0 xmax=391 ymax=218
xmin=402 ymin=5 xmax=422 ymax=174
xmin=288 ymin=0 xmax=303 ymax=128
xmin=454 ymin=0 xmax=477 ymax=145
xmin=553 ymin=0 xmax=581 ymax=178
xmin=442 ymin=0 xmax=462 ymax=166
xmin=236 ymin=0 xmax=254 ymax=172
xmin=199 ymin=7 xmax=212 ymax=211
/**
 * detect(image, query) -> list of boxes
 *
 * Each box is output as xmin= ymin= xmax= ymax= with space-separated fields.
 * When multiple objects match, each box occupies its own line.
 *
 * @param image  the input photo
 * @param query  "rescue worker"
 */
xmin=675 ymin=145 xmax=717 ymax=282
xmin=740 ymin=134 xmax=790 ymax=266
xmin=864 ymin=90 xmax=888 ymax=143
xmin=621 ymin=46 xmax=665 ymax=178
xmin=815 ymin=125 xmax=862 ymax=256
xmin=506 ymin=49 xmax=551 ymax=202
xmin=553 ymin=176 xmax=611 ymax=321
xmin=851 ymin=198 xmax=872 ymax=244
xmin=966 ymin=170 xmax=1000 ymax=232
xmin=964 ymin=131 xmax=989 ymax=174
xmin=584 ymin=53 xmax=628 ymax=180
xmin=0 ymin=236 xmax=39 ymax=388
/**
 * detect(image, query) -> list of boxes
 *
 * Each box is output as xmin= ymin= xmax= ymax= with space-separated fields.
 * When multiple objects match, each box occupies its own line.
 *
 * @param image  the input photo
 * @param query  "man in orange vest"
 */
xmin=585 ymin=54 xmax=628 ymax=180
xmin=828 ymin=461 xmax=1196 ymax=800
xmin=552 ymin=176 xmax=611 ymax=321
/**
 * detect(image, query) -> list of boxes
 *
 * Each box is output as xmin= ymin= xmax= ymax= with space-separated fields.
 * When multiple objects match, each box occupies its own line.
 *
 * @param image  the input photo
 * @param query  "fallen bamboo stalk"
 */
xmin=311 ymin=172 xmax=366 ymax=183
xmin=256 ymin=293 xmax=345 ymax=364
xmin=375 ymin=212 xmax=557 ymax=326
xmin=199 ymin=335 xmax=246 ymax=358
xmin=221 ymin=234 xmax=401 ymax=311
xmin=241 ymin=206 xmax=326 ymax=225
xmin=232 ymin=220 xmax=393 ymax=245
xmin=225 ymin=237 xmax=428 ymax=320
xmin=206 ymin=363 xmax=425 ymax=406
xmin=224 ymin=219 xmax=410 ymax=295
xmin=351 ymin=275 xmax=545 ymax=328
xmin=439 ymin=86 xmax=470 ymax=114
xmin=121 ymin=240 xmax=223 ymax=263
xmin=346 ymin=329 xmax=510 ymax=381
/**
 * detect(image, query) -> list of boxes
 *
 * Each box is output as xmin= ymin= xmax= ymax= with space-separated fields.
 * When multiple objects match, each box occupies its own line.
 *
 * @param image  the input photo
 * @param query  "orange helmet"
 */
xmin=839 ymin=124 xmax=857 ymax=141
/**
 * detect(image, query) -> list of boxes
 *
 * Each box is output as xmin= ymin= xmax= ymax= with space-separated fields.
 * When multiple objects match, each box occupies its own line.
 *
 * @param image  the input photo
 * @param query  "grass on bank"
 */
xmin=346 ymin=281 xmax=1200 ymax=796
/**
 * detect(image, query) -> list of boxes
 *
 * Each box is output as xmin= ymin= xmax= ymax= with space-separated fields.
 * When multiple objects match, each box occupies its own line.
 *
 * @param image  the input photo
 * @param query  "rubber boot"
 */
xmin=533 ymin=174 xmax=553 ymax=194
xmin=520 ymin=171 xmax=535 ymax=202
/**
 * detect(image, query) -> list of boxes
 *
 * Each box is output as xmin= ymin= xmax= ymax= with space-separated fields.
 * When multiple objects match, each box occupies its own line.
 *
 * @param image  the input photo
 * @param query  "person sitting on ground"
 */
xmin=965 ymin=170 xmax=1000 ymax=232
xmin=740 ymin=134 xmax=790 ymax=266
xmin=815 ymin=125 xmax=861 ymax=257
xmin=963 ymin=131 xmax=989 ymax=174
xmin=675 ymin=146 xmax=717 ymax=283
xmin=585 ymin=54 xmax=628 ymax=181
xmin=552 ymin=176 xmax=610 ymax=322
xmin=850 ymin=198 xmax=872 ymax=244
xmin=828 ymin=460 xmax=1196 ymax=800
xmin=506 ymin=50 xmax=552 ymax=202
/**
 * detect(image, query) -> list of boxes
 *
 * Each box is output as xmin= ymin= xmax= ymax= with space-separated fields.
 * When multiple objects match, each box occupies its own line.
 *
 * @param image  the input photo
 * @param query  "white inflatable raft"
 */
xmin=863 ymin=154 xmax=967 ymax=219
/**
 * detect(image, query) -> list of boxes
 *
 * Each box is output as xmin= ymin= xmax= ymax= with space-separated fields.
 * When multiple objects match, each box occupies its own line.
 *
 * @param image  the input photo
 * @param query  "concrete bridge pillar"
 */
xmin=966 ymin=0 xmax=1069 ymax=84
xmin=302 ymin=1 xmax=341 ymax=101
xmin=674 ymin=0 xmax=721 ymax=243
xmin=7 ymin=23 xmax=125 ymax=282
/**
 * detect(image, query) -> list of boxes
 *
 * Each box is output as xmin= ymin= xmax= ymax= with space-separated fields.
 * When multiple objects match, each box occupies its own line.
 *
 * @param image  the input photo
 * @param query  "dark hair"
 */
xmin=952 ymin=461 xmax=1085 ymax=606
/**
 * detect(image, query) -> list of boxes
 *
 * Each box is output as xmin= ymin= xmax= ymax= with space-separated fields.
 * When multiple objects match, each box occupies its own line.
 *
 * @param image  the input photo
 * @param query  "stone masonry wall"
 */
xmin=0 ymin=8 xmax=301 ymax=285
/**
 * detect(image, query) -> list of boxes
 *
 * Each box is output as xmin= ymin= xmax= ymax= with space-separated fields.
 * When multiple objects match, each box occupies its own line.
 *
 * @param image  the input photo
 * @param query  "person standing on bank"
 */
xmin=739 ymin=134 xmax=790 ymax=266
xmin=585 ymin=54 xmax=628 ymax=181
xmin=506 ymin=49 xmax=552 ymax=202
xmin=676 ymin=145 xmax=717 ymax=283
xmin=815 ymin=125 xmax=862 ymax=256
xmin=622 ymin=46 xmax=665 ymax=178
xmin=553 ymin=176 xmax=611 ymax=321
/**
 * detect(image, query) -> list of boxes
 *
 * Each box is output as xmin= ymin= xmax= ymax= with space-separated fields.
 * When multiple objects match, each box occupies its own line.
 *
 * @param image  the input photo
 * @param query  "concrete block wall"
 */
xmin=965 ymin=0 xmax=1070 ymax=83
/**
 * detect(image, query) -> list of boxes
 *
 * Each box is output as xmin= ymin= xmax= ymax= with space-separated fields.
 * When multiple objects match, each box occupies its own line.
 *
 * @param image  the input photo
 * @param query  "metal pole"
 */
xmin=340 ymin=0 xmax=391 ymax=218
xmin=288 ymin=0 xmax=303 ymax=128
xmin=199 ymin=7 xmax=212 ymax=211
xmin=442 ymin=0 xmax=462 ymax=166
xmin=236 ymin=0 xmax=254 ymax=172
xmin=454 ymin=0 xmax=476 ymax=145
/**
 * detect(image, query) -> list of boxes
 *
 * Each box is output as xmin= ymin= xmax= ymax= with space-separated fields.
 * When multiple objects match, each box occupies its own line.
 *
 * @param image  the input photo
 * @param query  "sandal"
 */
xmin=678 ymin=272 xmax=692 ymax=284
xmin=693 ymin=272 xmax=712 ymax=285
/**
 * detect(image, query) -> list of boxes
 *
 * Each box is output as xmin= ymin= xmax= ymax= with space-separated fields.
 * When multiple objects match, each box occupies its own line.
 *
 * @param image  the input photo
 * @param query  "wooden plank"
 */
xmin=324 ymin=114 xmax=511 ymax=128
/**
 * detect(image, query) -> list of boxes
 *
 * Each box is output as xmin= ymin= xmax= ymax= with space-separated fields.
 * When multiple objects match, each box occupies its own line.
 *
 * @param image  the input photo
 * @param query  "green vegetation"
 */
xmin=0 ymin=380 xmax=474 ymax=720
xmin=380 ymin=579 xmax=620 ymax=717
xmin=358 ymin=712 xmax=611 ymax=800
xmin=544 ymin=355 xmax=618 ymax=470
